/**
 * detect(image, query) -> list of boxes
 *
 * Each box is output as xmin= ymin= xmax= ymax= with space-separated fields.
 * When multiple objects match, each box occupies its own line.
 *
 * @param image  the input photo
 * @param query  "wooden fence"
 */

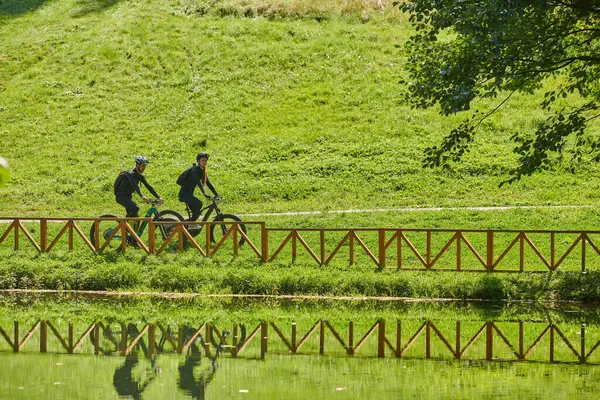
xmin=1 ymin=318 xmax=599 ymax=364
xmin=2 ymin=217 xmax=600 ymax=271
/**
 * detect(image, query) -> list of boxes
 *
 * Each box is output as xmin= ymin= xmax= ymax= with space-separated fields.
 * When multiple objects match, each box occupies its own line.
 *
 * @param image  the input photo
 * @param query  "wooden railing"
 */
xmin=2 ymin=218 xmax=600 ymax=271
xmin=1 ymin=318 xmax=598 ymax=363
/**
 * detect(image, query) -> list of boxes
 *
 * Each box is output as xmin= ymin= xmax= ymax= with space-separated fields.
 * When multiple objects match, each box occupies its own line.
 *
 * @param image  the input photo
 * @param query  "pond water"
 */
xmin=0 ymin=293 xmax=599 ymax=399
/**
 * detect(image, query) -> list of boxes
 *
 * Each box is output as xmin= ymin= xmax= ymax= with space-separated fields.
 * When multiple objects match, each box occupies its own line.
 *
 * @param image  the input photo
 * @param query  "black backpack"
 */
xmin=176 ymin=164 xmax=195 ymax=186
xmin=113 ymin=170 xmax=128 ymax=194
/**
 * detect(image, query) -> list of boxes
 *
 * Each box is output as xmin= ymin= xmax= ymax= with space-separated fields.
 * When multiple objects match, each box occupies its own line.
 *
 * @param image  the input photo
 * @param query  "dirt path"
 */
xmin=0 ymin=204 xmax=593 ymax=223
xmin=238 ymin=204 xmax=594 ymax=217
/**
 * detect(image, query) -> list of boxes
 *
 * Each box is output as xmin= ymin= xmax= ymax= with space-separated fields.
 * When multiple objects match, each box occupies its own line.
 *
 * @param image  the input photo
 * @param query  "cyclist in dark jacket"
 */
xmin=115 ymin=156 xmax=162 ymax=217
xmin=177 ymin=152 xmax=219 ymax=221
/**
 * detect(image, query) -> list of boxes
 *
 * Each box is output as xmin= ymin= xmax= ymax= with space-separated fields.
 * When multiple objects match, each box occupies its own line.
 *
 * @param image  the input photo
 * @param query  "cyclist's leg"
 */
xmin=179 ymin=192 xmax=202 ymax=221
xmin=116 ymin=195 xmax=140 ymax=240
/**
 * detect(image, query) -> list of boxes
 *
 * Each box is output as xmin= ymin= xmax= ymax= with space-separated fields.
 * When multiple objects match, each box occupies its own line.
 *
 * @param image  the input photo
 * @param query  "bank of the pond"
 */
xmin=1 ymin=255 xmax=599 ymax=302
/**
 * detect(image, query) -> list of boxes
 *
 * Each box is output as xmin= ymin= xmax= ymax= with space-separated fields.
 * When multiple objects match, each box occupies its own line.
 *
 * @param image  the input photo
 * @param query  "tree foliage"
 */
xmin=396 ymin=0 xmax=600 ymax=184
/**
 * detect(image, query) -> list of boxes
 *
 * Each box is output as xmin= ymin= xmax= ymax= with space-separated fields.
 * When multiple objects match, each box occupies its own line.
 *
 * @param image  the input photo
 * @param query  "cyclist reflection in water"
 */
xmin=113 ymin=324 xmax=159 ymax=399
xmin=177 ymin=327 xmax=226 ymax=399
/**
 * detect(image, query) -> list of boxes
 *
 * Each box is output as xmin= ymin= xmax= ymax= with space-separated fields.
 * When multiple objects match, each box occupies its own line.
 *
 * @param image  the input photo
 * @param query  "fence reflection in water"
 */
xmin=1 ymin=318 xmax=599 ymax=364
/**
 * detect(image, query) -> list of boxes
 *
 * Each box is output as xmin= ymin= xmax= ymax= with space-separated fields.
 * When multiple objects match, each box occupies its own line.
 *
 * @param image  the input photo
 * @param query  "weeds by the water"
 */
xmin=1 ymin=249 xmax=599 ymax=301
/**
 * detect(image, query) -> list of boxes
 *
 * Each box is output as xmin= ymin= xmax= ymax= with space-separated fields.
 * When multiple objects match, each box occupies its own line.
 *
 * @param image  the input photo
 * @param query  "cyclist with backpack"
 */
xmin=114 ymin=156 xmax=163 ymax=218
xmin=177 ymin=152 xmax=219 ymax=221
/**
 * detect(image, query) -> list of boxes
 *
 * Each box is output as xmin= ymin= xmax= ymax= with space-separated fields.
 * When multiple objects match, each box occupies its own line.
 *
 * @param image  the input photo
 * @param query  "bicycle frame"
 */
xmin=184 ymin=198 xmax=223 ymax=223
xmin=134 ymin=205 xmax=160 ymax=237
xmin=105 ymin=204 xmax=160 ymax=240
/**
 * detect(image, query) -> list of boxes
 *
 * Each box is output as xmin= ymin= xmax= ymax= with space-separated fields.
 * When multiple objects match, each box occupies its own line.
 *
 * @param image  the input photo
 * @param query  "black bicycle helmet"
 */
xmin=196 ymin=152 xmax=209 ymax=160
xmin=135 ymin=155 xmax=149 ymax=165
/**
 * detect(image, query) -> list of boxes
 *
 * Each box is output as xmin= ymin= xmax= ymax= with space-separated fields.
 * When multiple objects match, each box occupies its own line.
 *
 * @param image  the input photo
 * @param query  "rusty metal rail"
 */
xmin=1 ymin=217 xmax=600 ymax=271
xmin=1 ymin=318 xmax=598 ymax=363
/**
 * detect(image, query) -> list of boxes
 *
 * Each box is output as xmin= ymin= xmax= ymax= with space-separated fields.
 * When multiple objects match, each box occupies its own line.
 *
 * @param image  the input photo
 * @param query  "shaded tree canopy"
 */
xmin=397 ymin=0 xmax=600 ymax=184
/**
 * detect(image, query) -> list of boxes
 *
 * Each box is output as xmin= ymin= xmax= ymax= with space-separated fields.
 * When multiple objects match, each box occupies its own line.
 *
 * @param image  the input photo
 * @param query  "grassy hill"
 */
xmin=1 ymin=0 xmax=599 ymax=230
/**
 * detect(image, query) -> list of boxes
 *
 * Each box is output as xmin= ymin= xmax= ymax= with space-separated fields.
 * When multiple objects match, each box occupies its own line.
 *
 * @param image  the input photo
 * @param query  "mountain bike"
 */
xmin=162 ymin=196 xmax=247 ymax=247
xmin=89 ymin=199 xmax=181 ymax=248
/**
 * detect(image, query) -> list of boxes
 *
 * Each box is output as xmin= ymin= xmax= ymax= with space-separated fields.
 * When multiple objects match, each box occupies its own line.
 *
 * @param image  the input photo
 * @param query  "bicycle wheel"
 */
xmin=89 ymin=214 xmax=120 ymax=248
xmin=210 ymin=214 xmax=247 ymax=247
xmin=156 ymin=210 xmax=184 ymax=240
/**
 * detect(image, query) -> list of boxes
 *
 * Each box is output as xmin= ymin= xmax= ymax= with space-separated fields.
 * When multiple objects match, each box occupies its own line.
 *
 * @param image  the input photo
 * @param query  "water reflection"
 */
xmin=113 ymin=353 xmax=158 ymax=400
xmin=2 ymin=295 xmax=600 ymax=399
xmin=112 ymin=324 xmax=160 ymax=399
xmin=178 ymin=330 xmax=216 ymax=400
xmin=2 ymin=318 xmax=600 ymax=365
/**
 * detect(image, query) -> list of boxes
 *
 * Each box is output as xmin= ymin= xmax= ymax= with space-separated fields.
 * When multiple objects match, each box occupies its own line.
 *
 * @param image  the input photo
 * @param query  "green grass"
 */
xmin=2 ymin=0 xmax=600 ymax=298
xmin=1 ymin=0 xmax=598 ymax=218
xmin=2 ymin=248 xmax=600 ymax=301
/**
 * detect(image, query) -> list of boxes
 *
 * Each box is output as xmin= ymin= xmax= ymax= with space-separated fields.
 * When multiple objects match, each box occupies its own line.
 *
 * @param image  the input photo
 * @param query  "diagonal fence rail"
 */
xmin=2 ymin=218 xmax=600 ymax=271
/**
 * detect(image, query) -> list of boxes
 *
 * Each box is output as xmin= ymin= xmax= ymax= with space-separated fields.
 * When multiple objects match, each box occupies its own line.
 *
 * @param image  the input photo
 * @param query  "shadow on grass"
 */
xmin=0 ymin=0 xmax=47 ymax=16
xmin=0 ymin=0 xmax=124 ymax=18
xmin=70 ymin=0 xmax=123 ymax=18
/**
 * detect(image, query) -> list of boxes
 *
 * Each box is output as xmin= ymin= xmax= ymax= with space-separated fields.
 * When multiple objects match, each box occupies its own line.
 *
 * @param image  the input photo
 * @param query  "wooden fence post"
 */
xmin=486 ymin=322 xmax=493 ymax=360
xmin=178 ymin=225 xmax=183 ymax=251
xmin=206 ymin=223 xmax=211 ymax=256
xmin=40 ymin=321 xmax=47 ymax=353
xmin=148 ymin=220 xmax=156 ymax=255
xmin=519 ymin=320 xmax=524 ymax=360
xmin=93 ymin=323 xmax=100 ymax=355
xmin=68 ymin=220 xmax=74 ymax=251
xmin=13 ymin=320 xmax=18 ymax=352
xmin=519 ymin=233 xmax=525 ymax=272
xmin=349 ymin=321 xmax=354 ymax=356
xmin=456 ymin=234 xmax=461 ymax=271
xmin=292 ymin=230 xmax=297 ymax=263
xmin=233 ymin=224 xmax=239 ymax=259
xmin=378 ymin=229 xmax=386 ymax=269
xmin=426 ymin=231 xmax=431 ymax=269
xmin=378 ymin=319 xmax=385 ymax=358
xmin=580 ymin=324 xmax=586 ymax=364
xmin=320 ymin=231 xmax=325 ymax=265
xmin=94 ymin=220 xmax=100 ymax=251
xmin=68 ymin=322 xmax=74 ymax=354
xmin=120 ymin=324 xmax=127 ymax=356
xmin=550 ymin=325 xmax=555 ymax=363
xmin=397 ymin=231 xmax=402 ymax=270
xmin=14 ymin=220 xmax=19 ymax=250
xmin=349 ymin=232 xmax=355 ymax=266
xmin=261 ymin=321 xmax=268 ymax=360
xmin=40 ymin=219 xmax=47 ymax=252
xmin=550 ymin=232 xmax=555 ymax=270
xmin=455 ymin=321 xmax=460 ymax=359
xmin=148 ymin=324 xmax=156 ymax=359
xmin=120 ymin=221 xmax=127 ymax=253
xmin=261 ymin=223 xmax=268 ymax=262
xmin=396 ymin=320 xmax=401 ymax=358
xmin=582 ymin=234 xmax=587 ymax=273
xmin=205 ymin=324 xmax=211 ymax=355
xmin=292 ymin=322 xmax=297 ymax=354
xmin=486 ymin=231 xmax=494 ymax=272
xmin=177 ymin=326 xmax=183 ymax=354
xmin=319 ymin=320 xmax=325 ymax=355
xmin=426 ymin=321 xmax=431 ymax=359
